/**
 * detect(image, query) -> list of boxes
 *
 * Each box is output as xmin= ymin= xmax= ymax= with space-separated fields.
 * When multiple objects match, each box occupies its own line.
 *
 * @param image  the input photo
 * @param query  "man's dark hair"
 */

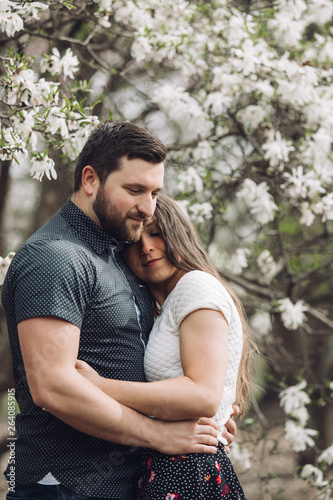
xmin=73 ymin=121 xmax=168 ymax=191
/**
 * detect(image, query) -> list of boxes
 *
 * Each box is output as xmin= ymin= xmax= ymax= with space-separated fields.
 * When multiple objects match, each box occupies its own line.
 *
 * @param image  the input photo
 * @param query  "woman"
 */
xmin=77 ymin=193 xmax=255 ymax=499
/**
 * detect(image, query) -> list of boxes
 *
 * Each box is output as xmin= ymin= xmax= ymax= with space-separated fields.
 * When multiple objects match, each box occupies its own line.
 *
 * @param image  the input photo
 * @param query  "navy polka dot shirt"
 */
xmin=1 ymin=199 xmax=154 ymax=499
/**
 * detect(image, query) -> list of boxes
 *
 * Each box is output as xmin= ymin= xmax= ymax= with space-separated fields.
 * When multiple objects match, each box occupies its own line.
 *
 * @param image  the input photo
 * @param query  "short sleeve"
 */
xmin=169 ymin=271 xmax=233 ymax=328
xmin=9 ymin=239 xmax=94 ymax=328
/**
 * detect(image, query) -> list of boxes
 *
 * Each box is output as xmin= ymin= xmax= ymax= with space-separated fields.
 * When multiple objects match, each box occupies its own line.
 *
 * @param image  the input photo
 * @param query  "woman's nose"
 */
xmin=141 ymin=237 xmax=153 ymax=255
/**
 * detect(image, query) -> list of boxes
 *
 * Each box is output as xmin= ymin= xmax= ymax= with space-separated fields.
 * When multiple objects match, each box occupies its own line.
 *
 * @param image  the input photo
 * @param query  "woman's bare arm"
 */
xmin=76 ymin=308 xmax=228 ymax=420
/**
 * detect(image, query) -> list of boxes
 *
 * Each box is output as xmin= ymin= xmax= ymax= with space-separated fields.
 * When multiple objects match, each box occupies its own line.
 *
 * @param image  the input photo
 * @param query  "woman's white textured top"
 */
xmin=144 ymin=270 xmax=243 ymax=441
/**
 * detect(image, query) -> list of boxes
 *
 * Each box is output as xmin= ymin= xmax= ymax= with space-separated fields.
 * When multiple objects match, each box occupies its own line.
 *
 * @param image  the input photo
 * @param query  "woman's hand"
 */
xmin=75 ymin=359 xmax=103 ymax=387
xmin=223 ymin=404 xmax=239 ymax=453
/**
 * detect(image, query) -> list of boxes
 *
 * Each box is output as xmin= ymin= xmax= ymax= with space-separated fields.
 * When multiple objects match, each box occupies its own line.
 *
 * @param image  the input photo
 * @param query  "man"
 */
xmin=2 ymin=122 xmax=236 ymax=500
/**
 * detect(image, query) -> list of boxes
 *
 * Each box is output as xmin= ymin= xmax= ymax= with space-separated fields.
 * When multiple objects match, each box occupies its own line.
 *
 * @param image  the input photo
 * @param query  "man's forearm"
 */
xmin=39 ymin=368 xmax=161 ymax=449
xmin=18 ymin=317 xmax=219 ymax=454
xmin=36 ymin=369 xmax=219 ymax=455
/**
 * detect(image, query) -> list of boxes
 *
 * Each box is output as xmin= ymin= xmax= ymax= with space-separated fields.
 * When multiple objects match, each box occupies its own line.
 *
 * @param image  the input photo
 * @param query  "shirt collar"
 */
xmin=61 ymin=198 xmax=120 ymax=254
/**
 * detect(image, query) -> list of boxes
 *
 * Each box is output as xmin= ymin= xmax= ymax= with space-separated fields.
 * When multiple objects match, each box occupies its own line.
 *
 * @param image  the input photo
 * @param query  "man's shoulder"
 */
xmin=11 ymin=214 xmax=93 ymax=275
xmin=23 ymin=210 xmax=91 ymax=252
xmin=25 ymin=211 xmax=73 ymax=245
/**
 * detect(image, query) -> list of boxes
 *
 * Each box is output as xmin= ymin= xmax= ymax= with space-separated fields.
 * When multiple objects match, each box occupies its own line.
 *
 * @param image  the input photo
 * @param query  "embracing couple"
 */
xmin=2 ymin=122 xmax=253 ymax=500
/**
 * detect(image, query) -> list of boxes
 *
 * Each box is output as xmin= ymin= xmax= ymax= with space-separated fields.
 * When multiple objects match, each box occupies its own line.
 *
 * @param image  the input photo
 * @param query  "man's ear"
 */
xmin=81 ymin=166 xmax=99 ymax=196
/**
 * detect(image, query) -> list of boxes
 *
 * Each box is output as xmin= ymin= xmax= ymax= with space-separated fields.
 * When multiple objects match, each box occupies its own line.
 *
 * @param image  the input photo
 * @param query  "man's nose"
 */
xmin=137 ymin=194 xmax=156 ymax=218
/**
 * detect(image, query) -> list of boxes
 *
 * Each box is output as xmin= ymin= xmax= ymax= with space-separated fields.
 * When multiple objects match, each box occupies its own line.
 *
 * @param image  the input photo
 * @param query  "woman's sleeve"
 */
xmin=170 ymin=271 xmax=233 ymax=328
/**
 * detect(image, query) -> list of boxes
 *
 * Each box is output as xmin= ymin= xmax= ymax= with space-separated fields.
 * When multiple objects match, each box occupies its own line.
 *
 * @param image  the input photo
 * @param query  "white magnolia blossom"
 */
xmin=11 ymin=110 xmax=38 ymax=151
xmin=236 ymin=104 xmax=268 ymax=132
xmin=0 ymin=252 xmax=15 ymax=286
xmin=31 ymin=79 xmax=60 ymax=107
xmin=0 ymin=128 xmax=28 ymax=162
xmin=283 ymin=166 xmax=325 ymax=200
xmin=268 ymin=1 xmax=306 ymax=49
xmin=257 ymin=250 xmax=279 ymax=284
xmin=279 ymin=380 xmax=310 ymax=415
xmin=93 ymin=0 xmax=112 ymax=25
xmin=40 ymin=48 xmax=62 ymax=76
xmin=94 ymin=0 xmax=113 ymax=14
xmin=0 ymin=0 xmax=48 ymax=37
xmin=152 ymin=83 xmax=210 ymax=138
xmin=192 ymin=141 xmax=214 ymax=162
xmin=249 ymin=310 xmax=272 ymax=339
xmin=237 ymin=179 xmax=278 ymax=224
xmin=262 ymin=131 xmax=294 ymax=168
xmin=177 ymin=167 xmax=204 ymax=193
xmin=30 ymin=155 xmax=57 ymax=182
xmin=299 ymin=202 xmax=316 ymax=226
xmin=307 ymin=0 xmax=333 ymax=25
xmin=227 ymin=248 xmax=250 ymax=275
xmin=113 ymin=1 xmax=149 ymax=27
xmin=61 ymin=116 xmax=100 ymax=161
xmin=276 ymin=60 xmax=318 ymax=106
xmin=301 ymin=464 xmax=328 ymax=488
xmin=174 ymin=199 xmax=190 ymax=217
xmin=317 ymin=487 xmax=333 ymax=500
xmin=277 ymin=298 xmax=308 ymax=330
xmin=204 ymin=90 xmax=233 ymax=117
xmin=284 ymin=420 xmax=318 ymax=453
xmin=289 ymin=406 xmax=310 ymax=427
xmin=318 ymin=445 xmax=333 ymax=466
xmin=0 ymin=9 xmax=23 ymax=36
xmin=16 ymin=2 xmax=49 ymax=19
xmin=188 ymin=202 xmax=213 ymax=224
xmin=41 ymin=48 xmax=79 ymax=80
xmin=300 ymin=130 xmax=333 ymax=180
xmin=133 ymin=36 xmax=154 ymax=62
xmin=67 ymin=111 xmax=84 ymax=131
xmin=309 ymin=34 xmax=333 ymax=64
xmin=313 ymin=193 xmax=333 ymax=222
xmin=228 ymin=442 xmax=251 ymax=471
xmin=45 ymin=107 xmax=69 ymax=138
xmin=276 ymin=0 xmax=307 ymax=20
xmin=5 ymin=65 xmax=37 ymax=105
xmin=154 ymin=84 xmax=182 ymax=114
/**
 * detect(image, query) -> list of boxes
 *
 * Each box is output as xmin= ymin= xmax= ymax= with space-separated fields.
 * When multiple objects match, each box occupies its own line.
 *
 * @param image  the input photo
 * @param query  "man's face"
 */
xmin=93 ymin=157 xmax=164 ymax=242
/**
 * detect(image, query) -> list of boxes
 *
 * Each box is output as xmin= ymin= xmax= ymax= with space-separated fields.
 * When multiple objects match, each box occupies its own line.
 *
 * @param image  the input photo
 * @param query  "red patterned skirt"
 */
xmin=133 ymin=443 xmax=246 ymax=499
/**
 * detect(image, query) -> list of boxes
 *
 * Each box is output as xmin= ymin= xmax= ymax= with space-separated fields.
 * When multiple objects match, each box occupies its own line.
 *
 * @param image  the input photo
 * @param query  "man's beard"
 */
xmin=93 ymin=185 xmax=147 ymax=242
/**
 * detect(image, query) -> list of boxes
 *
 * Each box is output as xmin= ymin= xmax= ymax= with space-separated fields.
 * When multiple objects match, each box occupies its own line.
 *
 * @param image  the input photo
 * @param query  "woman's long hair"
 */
xmin=154 ymin=193 xmax=257 ymax=417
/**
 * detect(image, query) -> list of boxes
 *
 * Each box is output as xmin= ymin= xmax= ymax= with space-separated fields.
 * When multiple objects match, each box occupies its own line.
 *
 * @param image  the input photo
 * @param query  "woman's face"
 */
xmin=123 ymin=218 xmax=184 ymax=294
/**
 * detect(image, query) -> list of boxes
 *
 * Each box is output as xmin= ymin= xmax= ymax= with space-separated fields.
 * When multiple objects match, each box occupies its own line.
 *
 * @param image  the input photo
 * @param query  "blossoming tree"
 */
xmin=0 ymin=0 xmax=333 ymax=496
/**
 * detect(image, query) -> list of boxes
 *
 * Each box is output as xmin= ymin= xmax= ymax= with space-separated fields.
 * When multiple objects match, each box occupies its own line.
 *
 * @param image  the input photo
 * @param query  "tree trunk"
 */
xmin=0 ymin=161 xmax=11 ymax=256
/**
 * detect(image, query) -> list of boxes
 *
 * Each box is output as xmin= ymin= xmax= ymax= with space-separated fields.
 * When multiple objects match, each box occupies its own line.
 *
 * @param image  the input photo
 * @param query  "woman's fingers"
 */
xmin=197 ymin=416 xmax=219 ymax=432
xmin=231 ymin=404 xmax=240 ymax=418
xmin=223 ymin=404 xmax=240 ymax=452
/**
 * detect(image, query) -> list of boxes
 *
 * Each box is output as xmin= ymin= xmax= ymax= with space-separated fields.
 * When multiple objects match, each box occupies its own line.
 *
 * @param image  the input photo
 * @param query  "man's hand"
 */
xmin=155 ymin=416 xmax=219 ymax=455
xmin=75 ymin=362 xmax=220 ymax=455
xmin=75 ymin=359 xmax=103 ymax=387
xmin=222 ymin=404 xmax=239 ymax=453
xmin=75 ymin=358 xmax=237 ymax=455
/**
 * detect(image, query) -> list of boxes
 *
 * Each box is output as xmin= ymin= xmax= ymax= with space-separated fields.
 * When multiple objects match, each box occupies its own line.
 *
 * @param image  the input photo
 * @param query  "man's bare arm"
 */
xmin=18 ymin=316 xmax=219 ymax=455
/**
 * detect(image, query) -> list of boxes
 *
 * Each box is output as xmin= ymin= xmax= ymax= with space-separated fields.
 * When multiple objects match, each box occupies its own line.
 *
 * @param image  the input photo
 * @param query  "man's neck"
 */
xmin=71 ymin=193 xmax=102 ymax=230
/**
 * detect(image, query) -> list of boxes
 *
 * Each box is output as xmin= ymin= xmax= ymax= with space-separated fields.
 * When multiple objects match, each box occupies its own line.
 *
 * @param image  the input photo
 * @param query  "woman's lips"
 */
xmin=143 ymin=258 xmax=162 ymax=267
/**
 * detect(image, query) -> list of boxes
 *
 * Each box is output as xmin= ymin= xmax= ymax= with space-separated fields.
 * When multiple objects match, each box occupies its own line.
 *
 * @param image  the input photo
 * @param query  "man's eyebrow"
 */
xmin=125 ymin=183 xmax=163 ymax=191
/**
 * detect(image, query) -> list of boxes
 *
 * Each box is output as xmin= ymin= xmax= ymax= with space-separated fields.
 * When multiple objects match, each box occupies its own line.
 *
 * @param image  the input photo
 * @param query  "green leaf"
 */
xmin=0 ymin=130 xmax=6 ymax=148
